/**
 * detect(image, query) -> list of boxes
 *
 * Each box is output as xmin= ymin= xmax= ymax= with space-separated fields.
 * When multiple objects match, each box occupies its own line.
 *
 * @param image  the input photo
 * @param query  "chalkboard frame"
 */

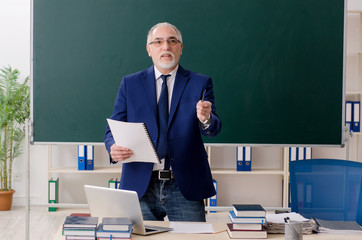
xmin=31 ymin=0 xmax=346 ymax=146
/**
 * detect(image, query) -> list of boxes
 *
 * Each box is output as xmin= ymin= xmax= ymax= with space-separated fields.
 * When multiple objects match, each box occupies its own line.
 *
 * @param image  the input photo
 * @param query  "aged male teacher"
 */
xmin=104 ymin=22 xmax=222 ymax=222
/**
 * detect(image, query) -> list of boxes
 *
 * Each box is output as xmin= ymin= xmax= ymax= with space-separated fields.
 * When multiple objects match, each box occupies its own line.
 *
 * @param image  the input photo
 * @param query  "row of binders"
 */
xmin=237 ymin=146 xmax=313 ymax=170
xmin=78 ymin=145 xmax=95 ymax=170
xmin=289 ymin=147 xmax=312 ymax=161
xmin=236 ymin=146 xmax=252 ymax=171
xmin=346 ymin=101 xmax=360 ymax=132
xmin=227 ymin=204 xmax=267 ymax=239
xmin=62 ymin=214 xmax=132 ymax=240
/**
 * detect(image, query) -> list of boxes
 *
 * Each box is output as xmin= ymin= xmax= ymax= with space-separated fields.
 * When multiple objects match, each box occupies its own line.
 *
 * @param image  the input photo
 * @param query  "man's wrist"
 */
xmin=200 ymin=114 xmax=211 ymax=130
xmin=201 ymin=115 xmax=211 ymax=124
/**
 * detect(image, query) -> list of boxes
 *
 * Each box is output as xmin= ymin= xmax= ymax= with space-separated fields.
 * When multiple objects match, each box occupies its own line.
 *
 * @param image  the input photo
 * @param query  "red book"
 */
xmin=226 ymin=223 xmax=267 ymax=239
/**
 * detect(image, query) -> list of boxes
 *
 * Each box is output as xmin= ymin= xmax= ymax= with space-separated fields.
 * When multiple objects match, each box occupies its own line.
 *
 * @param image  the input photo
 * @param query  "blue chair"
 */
xmin=289 ymin=159 xmax=362 ymax=225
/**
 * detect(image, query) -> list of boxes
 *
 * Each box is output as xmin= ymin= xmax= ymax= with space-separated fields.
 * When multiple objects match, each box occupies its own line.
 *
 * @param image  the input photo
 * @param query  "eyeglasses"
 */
xmin=148 ymin=38 xmax=181 ymax=47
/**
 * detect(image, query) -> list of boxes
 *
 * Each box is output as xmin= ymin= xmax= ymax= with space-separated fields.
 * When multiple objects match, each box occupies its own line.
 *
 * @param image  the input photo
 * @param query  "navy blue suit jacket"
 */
xmin=104 ymin=65 xmax=222 ymax=201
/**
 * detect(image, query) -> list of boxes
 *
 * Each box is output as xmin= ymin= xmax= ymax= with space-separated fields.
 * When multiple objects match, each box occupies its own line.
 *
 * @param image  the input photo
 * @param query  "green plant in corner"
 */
xmin=0 ymin=66 xmax=30 ymax=192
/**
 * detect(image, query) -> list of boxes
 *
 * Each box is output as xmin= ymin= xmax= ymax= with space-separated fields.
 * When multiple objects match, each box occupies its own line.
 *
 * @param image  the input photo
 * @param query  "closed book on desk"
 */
xmin=65 ymin=236 xmax=95 ymax=240
xmin=62 ymin=228 xmax=96 ymax=237
xmin=63 ymin=216 xmax=98 ymax=228
xmin=229 ymin=211 xmax=266 ymax=224
xmin=227 ymin=223 xmax=267 ymax=239
xmin=96 ymin=223 xmax=132 ymax=238
xmin=232 ymin=223 xmax=263 ymax=231
xmin=102 ymin=217 xmax=132 ymax=231
xmin=232 ymin=204 xmax=266 ymax=217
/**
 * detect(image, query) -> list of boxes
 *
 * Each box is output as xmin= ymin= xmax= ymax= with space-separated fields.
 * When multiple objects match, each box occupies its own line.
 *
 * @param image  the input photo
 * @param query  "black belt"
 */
xmin=152 ymin=170 xmax=174 ymax=180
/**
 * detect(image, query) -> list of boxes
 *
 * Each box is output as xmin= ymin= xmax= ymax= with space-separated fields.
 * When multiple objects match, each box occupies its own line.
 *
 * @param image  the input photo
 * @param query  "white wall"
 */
xmin=1 ymin=0 xmax=362 ymax=207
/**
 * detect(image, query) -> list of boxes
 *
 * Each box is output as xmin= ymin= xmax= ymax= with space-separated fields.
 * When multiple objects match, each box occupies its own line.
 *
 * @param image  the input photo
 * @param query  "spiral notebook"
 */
xmin=107 ymin=119 xmax=161 ymax=164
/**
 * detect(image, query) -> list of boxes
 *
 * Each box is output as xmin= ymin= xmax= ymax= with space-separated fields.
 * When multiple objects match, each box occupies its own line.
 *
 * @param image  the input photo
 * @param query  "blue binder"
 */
xmin=78 ymin=145 xmax=86 ymax=170
xmin=345 ymin=101 xmax=353 ymax=131
xmin=244 ymin=146 xmax=252 ymax=171
xmin=116 ymin=178 xmax=120 ymax=189
xmin=236 ymin=146 xmax=244 ymax=171
xmin=209 ymin=179 xmax=217 ymax=213
xmin=353 ymin=101 xmax=360 ymax=132
xmin=304 ymin=147 xmax=312 ymax=160
xmin=86 ymin=145 xmax=94 ymax=170
xmin=297 ymin=147 xmax=304 ymax=160
xmin=289 ymin=147 xmax=297 ymax=161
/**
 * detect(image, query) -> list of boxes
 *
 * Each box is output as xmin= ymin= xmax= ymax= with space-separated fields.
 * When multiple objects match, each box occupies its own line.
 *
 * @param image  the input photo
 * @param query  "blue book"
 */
xmin=232 ymin=204 xmax=266 ymax=217
xmin=96 ymin=223 xmax=132 ymax=238
xmin=63 ymin=215 xmax=98 ymax=228
xmin=102 ymin=217 xmax=132 ymax=231
xmin=229 ymin=211 xmax=266 ymax=224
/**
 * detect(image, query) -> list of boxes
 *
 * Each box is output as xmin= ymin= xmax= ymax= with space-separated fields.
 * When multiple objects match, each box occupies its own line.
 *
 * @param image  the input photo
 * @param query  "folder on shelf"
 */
xmin=108 ymin=178 xmax=117 ymax=189
xmin=346 ymin=101 xmax=352 ymax=131
xmin=305 ymin=147 xmax=312 ymax=160
xmin=48 ymin=177 xmax=59 ymax=212
xmin=298 ymin=147 xmax=304 ymax=161
xmin=78 ymin=145 xmax=86 ymax=170
xmin=353 ymin=101 xmax=360 ymax=132
xmin=209 ymin=179 xmax=217 ymax=213
xmin=289 ymin=147 xmax=297 ymax=161
xmin=86 ymin=145 xmax=94 ymax=170
xmin=236 ymin=146 xmax=244 ymax=171
xmin=244 ymin=146 xmax=252 ymax=171
xmin=116 ymin=178 xmax=120 ymax=189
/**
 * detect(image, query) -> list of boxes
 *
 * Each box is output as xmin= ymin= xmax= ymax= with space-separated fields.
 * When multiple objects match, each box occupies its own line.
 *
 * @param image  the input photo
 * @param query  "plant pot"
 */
xmin=0 ymin=189 xmax=15 ymax=211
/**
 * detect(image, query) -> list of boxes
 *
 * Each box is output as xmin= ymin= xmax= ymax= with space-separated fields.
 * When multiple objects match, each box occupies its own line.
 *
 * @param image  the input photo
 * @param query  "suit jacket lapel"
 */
xmin=142 ymin=66 xmax=158 ymax=122
xmin=169 ymin=65 xmax=189 ymax=126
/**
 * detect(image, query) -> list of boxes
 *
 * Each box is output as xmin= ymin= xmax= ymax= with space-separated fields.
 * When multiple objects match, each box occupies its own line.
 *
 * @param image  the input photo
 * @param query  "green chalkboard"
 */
xmin=33 ymin=0 xmax=345 ymax=145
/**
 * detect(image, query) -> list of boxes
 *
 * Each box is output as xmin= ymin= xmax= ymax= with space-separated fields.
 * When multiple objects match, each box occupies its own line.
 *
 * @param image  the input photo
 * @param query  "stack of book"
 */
xmin=96 ymin=217 xmax=133 ymax=240
xmin=62 ymin=215 xmax=98 ymax=240
xmin=227 ymin=204 xmax=267 ymax=239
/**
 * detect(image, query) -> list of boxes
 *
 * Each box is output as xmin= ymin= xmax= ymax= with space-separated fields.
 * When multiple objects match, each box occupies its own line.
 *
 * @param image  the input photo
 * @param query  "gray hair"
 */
xmin=146 ymin=22 xmax=183 ymax=44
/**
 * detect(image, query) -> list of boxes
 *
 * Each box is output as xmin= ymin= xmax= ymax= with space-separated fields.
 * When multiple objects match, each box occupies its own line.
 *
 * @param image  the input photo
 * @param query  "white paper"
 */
xmin=266 ymin=212 xmax=310 ymax=224
xmin=107 ymin=119 xmax=160 ymax=164
xmin=169 ymin=222 xmax=214 ymax=234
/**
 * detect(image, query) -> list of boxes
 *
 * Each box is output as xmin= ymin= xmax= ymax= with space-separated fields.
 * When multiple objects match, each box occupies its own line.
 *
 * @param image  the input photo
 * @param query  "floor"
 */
xmin=0 ymin=206 xmax=89 ymax=240
xmin=0 ymin=207 xmax=229 ymax=240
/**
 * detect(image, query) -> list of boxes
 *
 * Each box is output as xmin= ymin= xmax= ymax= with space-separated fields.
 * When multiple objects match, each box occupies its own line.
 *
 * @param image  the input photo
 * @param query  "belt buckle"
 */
xmin=158 ymin=170 xmax=171 ymax=180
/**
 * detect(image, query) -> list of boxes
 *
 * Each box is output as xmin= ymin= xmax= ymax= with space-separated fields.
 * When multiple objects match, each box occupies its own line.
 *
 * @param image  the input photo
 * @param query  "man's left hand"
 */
xmin=196 ymin=100 xmax=211 ymax=123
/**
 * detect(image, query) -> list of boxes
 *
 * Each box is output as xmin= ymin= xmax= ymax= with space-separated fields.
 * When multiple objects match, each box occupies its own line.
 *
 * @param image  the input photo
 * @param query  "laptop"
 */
xmin=84 ymin=185 xmax=171 ymax=235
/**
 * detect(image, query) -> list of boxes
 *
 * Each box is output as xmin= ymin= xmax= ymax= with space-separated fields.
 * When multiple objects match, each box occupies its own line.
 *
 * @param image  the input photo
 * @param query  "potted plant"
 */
xmin=0 ymin=66 xmax=30 ymax=210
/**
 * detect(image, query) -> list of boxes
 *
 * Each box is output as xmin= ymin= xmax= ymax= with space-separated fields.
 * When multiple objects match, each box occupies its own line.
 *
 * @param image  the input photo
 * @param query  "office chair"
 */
xmin=289 ymin=159 xmax=362 ymax=225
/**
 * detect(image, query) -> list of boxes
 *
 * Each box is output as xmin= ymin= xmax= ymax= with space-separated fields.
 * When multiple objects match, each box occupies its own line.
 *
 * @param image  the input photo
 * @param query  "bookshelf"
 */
xmin=345 ymin=10 xmax=362 ymax=162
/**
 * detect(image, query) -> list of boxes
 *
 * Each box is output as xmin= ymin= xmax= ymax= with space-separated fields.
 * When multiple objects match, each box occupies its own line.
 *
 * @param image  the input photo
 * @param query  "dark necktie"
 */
xmin=157 ymin=74 xmax=170 ymax=169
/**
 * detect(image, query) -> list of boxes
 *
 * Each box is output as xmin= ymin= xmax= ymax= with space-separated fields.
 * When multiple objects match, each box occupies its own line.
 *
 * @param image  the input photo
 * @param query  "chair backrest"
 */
xmin=289 ymin=159 xmax=362 ymax=225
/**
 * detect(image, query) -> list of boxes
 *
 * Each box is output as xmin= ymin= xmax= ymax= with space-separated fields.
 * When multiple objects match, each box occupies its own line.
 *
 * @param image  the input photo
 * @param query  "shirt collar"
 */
xmin=154 ymin=65 xmax=179 ymax=80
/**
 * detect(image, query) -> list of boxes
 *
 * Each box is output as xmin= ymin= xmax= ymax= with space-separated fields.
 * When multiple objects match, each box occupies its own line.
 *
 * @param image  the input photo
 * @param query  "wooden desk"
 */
xmin=54 ymin=220 xmax=362 ymax=240
xmin=131 ymin=221 xmax=362 ymax=240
